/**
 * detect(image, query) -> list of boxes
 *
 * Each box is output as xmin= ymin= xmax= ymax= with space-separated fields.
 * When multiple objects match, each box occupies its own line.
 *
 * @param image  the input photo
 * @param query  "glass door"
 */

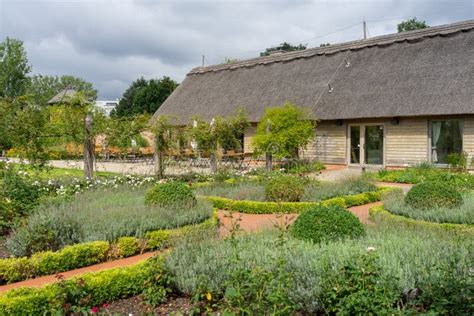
xmin=364 ymin=125 xmax=384 ymax=165
xmin=350 ymin=126 xmax=361 ymax=164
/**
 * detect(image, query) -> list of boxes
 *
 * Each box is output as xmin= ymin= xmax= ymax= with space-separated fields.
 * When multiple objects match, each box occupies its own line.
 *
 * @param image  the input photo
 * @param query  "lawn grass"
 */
xmin=9 ymin=163 xmax=117 ymax=180
xmin=383 ymin=189 xmax=474 ymax=224
xmin=193 ymin=177 xmax=377 ymax=202
xmin=6 ymin=185 xmax=213 ymax=256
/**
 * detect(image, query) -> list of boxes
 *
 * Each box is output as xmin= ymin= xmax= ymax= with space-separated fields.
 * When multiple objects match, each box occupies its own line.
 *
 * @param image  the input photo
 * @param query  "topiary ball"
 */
xmin=405 ymin=181 xmax=463 ymax=210
xmin=265 ymin=175 xmax=305 ymax=202
xmin=145 ymin=182 xmax=197 ymax=207
xmin=290 ymin=205 xmax=365 ymax=244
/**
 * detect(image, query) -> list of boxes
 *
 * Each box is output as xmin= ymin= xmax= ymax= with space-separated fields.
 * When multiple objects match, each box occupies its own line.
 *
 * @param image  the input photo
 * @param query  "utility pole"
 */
xmin=363 ymin=20 xmax=367 ymax=40
xmin=202 ymin=55 xmax=205 ymax=67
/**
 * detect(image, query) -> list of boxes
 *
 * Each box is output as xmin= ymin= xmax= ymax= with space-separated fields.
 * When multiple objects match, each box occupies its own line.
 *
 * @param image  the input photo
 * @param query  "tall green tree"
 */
xmin=27 ymin=75 xmax=97 ymax=106
xmin=397 ymin=18 xmax=429 ymax=33
xmin=252 ymin=103 xmax=315 ymax=171
xmin=260 ymin=42 xmax=306 ymax=57
xmin=112 ymin=76 xmax=178 ymax=117
xmin=0 ymin=38 xmax=32 ymax=98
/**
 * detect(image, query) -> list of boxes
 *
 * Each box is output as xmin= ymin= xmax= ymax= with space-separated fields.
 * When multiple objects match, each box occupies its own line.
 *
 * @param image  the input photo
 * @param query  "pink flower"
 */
xmin=91 ymin=306 xmax=99 ymax=314
xmin=102 ymin=303 xmax=109 ymax=308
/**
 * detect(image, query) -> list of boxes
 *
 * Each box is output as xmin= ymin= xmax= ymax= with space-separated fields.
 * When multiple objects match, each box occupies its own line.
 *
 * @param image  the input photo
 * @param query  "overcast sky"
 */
xmin=1 ymin=0 xmax=472 ymax=99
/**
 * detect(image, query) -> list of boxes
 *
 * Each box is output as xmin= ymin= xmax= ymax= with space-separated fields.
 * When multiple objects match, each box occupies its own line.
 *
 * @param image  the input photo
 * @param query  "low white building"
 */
xmin=95 ymin=100 xmax=119 ymax=116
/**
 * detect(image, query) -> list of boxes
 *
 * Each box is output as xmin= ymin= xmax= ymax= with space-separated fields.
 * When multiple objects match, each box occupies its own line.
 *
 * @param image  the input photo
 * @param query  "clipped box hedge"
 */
xmin=206 ymin=188 xmax=389 ymax=214
xmin=0 ymin=210 xmax=219 ymax=284
xmin=369 ymin=205 xmax=474 ymax=236
xmin=0 ymin=257 xmax=163 ymax=315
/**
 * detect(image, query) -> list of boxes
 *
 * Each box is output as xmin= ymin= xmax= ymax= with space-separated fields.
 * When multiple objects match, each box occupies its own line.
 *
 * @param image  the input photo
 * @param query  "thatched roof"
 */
xmin=154 ymin=20 xmax=474 ymax=123
xmin=48 ymin=88 xmax=78 ymax=104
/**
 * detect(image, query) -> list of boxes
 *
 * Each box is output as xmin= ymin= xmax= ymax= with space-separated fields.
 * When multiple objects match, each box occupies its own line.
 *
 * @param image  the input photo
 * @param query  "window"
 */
xmin=431 ymin=120 xmax=462 ymax=164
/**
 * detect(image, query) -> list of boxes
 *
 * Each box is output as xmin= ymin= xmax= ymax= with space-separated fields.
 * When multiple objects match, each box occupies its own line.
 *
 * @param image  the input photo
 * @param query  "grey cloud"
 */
xmin=0 ymin=0 xmax=472 ymax=99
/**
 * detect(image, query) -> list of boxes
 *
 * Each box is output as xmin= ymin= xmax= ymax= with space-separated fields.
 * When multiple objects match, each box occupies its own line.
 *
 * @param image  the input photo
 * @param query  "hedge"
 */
xmin=205 ymin=188 xmax=390 ymax=214
xmin=0 ymin=257 xmax=164 ymax=315
xmin=369 ymin=205 xmax=474 ymax=236
xmin=0 ymin=210 xmax=219 ymax=284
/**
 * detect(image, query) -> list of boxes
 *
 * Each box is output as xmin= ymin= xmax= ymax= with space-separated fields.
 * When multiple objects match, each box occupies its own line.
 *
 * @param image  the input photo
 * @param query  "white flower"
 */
xmin=367 ymin=246 xmax=376 ymax=252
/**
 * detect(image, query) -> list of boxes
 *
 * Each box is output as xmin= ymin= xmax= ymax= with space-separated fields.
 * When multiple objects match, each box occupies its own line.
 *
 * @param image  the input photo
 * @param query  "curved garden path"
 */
xmin=0 ymin=251 xmax=158 ymax=293
xmin=218 ymin=201 xmax=383 ymax=237
xmin=218 ymin=182 xmax=413 ymax=237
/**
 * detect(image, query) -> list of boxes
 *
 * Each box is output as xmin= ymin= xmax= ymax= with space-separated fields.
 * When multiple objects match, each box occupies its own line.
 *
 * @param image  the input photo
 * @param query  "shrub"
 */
xmin=265 ymin=175 xmax=305 ymax=202
xmin=0 ymin=257 xmax=170 ymax=315
xmin=0 ymin=195 xmax=13 ymax=234
xmin=291 ymin=205 xmax=365 ymax=244
xmin=0 ymin=211 xmax=219 ymax=284
xmin=145 ymin=182 xmax=196 ymax=207
xmin=116 ymin=237 xmax=139 ymax=258
xmin=1 ymin=167 xmax=41 ymax=215
xmin=405 ymin=181 xmax=463 ymax=210
xmin=384 ymin=189 xmax=474 ymax=224
xmin=0 ymin=241 xmax=109 ymax=284
xmin=6 ymin=186 xmax=212 ymax=256
xmin=446 ymin=151 xmax=468 ymax=170
xmin=321 ymin=251 xmax=400 ymax=314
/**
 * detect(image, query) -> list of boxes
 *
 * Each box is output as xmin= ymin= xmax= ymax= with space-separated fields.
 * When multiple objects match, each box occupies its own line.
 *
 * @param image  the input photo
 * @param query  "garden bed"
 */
xmin=369 ymin=205 xmax=474 ymax=235
xmin=365 ymin=164 xmax=474 ymax=189
xmin=382 ymin=189 xmax=474 ymax=224
xmin=194 ymin=177 xmax=378 ymax=202
xmin=2 ymin=217 xmax=471 ymax=315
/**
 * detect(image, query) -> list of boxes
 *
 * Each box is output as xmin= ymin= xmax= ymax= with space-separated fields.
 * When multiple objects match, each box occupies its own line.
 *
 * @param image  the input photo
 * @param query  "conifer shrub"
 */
xmin=145 ymin=182 xmax=196 ymax=207
xmin=290 ymin=205 xmax=365 ymax=244
xmin=405 ymin=181 xmax=463 ymax=210
xmin=265 ymin=175 xmax=305 ymax=202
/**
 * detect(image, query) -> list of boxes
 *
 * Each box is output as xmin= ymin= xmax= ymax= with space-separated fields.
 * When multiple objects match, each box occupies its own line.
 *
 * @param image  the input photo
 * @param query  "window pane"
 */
xmin=350 ymin=126 xmax=360 ymax=164
xmin=365 ymin=125 xmax=384 ymax=165
xmin=431 ymin=120 xmax=462 ymax=164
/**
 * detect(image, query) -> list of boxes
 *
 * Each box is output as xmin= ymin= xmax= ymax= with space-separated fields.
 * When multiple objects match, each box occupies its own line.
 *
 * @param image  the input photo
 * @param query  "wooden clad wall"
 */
xmin=300 ymin=121 xmax=346 ymax=164
xmin=463 ymin=117 xmax=474 ymax=162
xmin=385 ymin=118 xmax=428 ymax=166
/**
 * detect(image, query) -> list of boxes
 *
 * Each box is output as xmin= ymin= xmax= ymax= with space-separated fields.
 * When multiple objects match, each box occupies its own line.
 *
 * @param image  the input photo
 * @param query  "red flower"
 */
xmin=91 ymin=306 xmax=99 ymax=314
xmin=102 ymin=303 xmax=109 ymax=308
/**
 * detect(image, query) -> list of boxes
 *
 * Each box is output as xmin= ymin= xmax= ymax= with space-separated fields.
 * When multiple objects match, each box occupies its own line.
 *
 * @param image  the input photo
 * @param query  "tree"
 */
xmin=27 ymin=75 xmax=97 ymax=106
xmin=150 ymin=115 xmax=175 ymax=178
xmin=112 ymin=76 xmax=178 ymax=117
xmin=397 ymin=18 xmax=429 ymax=33
xmin=260 ymin=42 xmax=306 ymax=57
xmin=0 ymin=38 xmax=32 ymax=98
xmin=104 ymin=114 xmax=149 ymax=158
xmin=4 ymin=97 xmax=50 ymax=166
xmin=49 ymin=93 xmax=107 ymax=178
xmin=252 ymin=103 xmax=315 ymax=171
xmin=189 ymin=111 xmax=249 ymax=173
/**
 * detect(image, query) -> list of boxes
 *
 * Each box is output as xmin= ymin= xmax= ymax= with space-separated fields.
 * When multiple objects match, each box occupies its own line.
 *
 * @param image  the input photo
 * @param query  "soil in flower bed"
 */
xmin=104 ymin=295 xmax=197 ymax=315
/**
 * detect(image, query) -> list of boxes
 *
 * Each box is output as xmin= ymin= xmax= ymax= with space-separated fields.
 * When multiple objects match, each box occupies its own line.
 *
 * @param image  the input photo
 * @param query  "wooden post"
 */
xmin=154 ymin=133 xmax=164 ymax=179
xmin=84 ymin=113 xmax=94 ymax=179
xmin=210 ymin=118 xmax=218 ymax=174
xmin=265 ymin=119 xmax=272 ymax=172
